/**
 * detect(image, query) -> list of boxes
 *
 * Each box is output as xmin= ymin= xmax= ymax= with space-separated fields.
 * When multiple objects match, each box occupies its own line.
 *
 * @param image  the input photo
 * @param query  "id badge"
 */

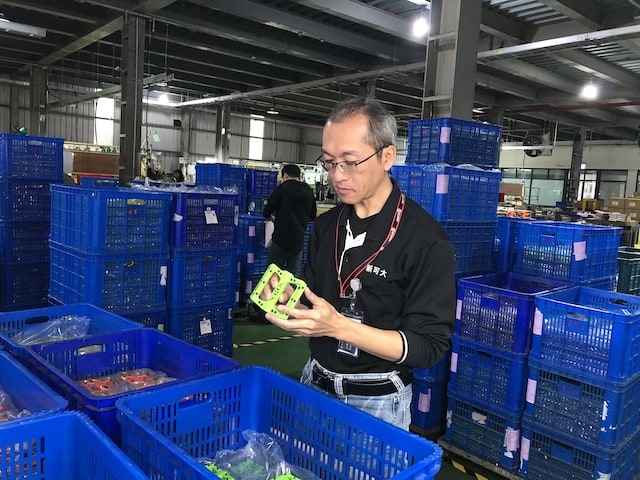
xmin=338 ymin=307 xmax=363 ymax=357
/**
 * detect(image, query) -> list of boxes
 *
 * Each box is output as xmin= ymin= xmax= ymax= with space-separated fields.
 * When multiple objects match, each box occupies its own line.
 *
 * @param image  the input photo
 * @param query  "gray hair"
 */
xmin=327 ymin=97 xmax=397 ymax=150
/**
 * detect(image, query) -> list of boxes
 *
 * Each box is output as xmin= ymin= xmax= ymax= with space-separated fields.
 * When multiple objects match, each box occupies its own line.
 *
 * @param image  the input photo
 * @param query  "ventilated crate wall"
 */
xmin=0 ymin=134 xmax=64 ymax=311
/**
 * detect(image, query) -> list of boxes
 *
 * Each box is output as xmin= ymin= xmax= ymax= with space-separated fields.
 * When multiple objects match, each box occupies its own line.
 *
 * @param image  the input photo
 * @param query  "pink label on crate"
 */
xmin=435 ymin=174 xmax=449 ymax=194
xmin=249 ymin=225 xmax=256 ymax=237
xmin=440 ymin=126 xmax=452 ymax=144
xmin=573 ymin=240 xmax=587 ymax=261
xmin=418 ymin=389 xmax=432 ymax=413
xmin=504 ymin=427 xmax=520 ymax=452
xmin=450 ymin=352 xmax=458 ymax=373
xmin=533 ymin=309 xmax=543 ymax=336
xmin=520 ymin=437 xmax=530 ymax=461
xmin=247 ymin=252 xmax=255 ymax=263
xmin=526 ymin=378 xmax=537 ymax=404
xmin=456 ymin=299 xmax=462 ymax=320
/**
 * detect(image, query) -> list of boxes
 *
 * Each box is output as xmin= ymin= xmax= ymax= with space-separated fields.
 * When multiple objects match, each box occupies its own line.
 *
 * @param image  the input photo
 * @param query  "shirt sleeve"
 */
xmin=398 ymin=237 xmax=456 ymax=368
xmin=263 ymin=186 xmax=281 ymax=219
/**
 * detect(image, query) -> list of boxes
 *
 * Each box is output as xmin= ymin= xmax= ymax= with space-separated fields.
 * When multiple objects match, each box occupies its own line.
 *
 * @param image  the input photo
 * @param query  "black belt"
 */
xmin=311 ymin=367 xmax=412 ymax=396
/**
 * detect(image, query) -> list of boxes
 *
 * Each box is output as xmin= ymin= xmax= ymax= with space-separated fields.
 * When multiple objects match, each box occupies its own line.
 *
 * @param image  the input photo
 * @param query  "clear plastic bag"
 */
xmin=12 ymin=314 xmax=91 ymax=345
xmin=200 ymin=430 xmax=319 ymax=480
xmin=0 ymin=389 xmax=31 ymax=422
xmin=78 ymin=368 xmax=176 ymax=396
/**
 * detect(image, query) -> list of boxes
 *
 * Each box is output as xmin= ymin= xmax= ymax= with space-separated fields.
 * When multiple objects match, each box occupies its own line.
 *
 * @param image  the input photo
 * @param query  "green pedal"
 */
xmin=249 ymin=264 xmax=307 ymax=320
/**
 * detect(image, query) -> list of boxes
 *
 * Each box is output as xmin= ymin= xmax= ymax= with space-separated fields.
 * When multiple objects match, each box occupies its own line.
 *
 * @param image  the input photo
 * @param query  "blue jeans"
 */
xmin=267 ymin=241 xmax=302 ymax=275
xmin=300 ymin=358 xmax=412 ymax=430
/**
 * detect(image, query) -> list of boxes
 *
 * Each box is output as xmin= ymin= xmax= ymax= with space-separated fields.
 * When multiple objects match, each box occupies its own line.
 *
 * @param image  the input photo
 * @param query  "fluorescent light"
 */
xmin=0 ymin=18 xmax=46 ymax=38
xmin=407 ymin=0 xmax=430 ymax=5
xmin=266 ymin=108 xmax=279 ymax=115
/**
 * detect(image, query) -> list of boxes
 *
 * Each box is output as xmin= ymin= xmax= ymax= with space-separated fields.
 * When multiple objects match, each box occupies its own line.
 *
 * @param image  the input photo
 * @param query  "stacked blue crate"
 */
xmin=195 ymin=163 xmax=247 ymax=213
xmin=410 ymin=351 xmax=451 ymax=436
xmin=520 ymin=286 xmax=640 ymax=479
xmin=237 ymin=213 xmax=269 ymax=307
xmin=48 ymin=184 xmax=172 ymax=319
xmin=444 ymin=272 xmax=571 ymax=471
xmin=167 ymin=188 xmax=239 ymax=356
xmin=297 ymin=221 xmax=314 ymax=276
xmin=391 ymin=163 xmax=501 ymax=276
xmin=0 ymin=134 xmax=64 ymax=310
xmin=246 ymin=168 xmax=278 ymax=214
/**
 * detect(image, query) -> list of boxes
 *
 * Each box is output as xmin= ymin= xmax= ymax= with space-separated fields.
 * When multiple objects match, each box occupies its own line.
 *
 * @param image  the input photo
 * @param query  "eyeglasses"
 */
xmin=316 ymin=145 xmax=390 ymax=174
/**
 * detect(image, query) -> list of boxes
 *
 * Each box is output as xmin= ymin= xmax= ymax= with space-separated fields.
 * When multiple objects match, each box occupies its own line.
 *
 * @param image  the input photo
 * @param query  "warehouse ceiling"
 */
xmin=1 ymin=0 xmax=640 ymax=143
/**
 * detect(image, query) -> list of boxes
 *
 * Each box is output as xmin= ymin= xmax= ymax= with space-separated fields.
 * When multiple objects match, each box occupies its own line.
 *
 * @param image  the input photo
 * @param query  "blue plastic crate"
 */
xmin=513 ymin=221 xmax=621 ymax=283
xmin=0 ymin=411 xmax=148 ymax=479
xmin=524 ymin=358 xmax=640 ymax=449
xmin=237 ymin=213 xmax=267 ymax=250
xmin=443 ymin=392 xmax=521 ymax=471
xmin=406 ymin=118 xmax=501 ymax=167
xmin=167 ymin=302 xmax=234 ymax=356
xmin=28 ymin=328 xmax=239 ymax=442
xmin=170 ymin=190 xmax=239 ymax=250
xmin=449 ymin=336 xmax=528 ymax=415
xmin=0 ymin=349 xmax=67 ymax=422
xmin=441 ymin=221 xmax=496 ymax=274
xmin=121 ymin=308 xmax=167 ymax=330
xmin=239 ymin=248 xmax=269 ymax=276
xmin=0 ymin=222 xmax=50 ymax=263
xmin=49 ymin=243 xmax=168 ymax=313
xmin=493 ymin=217 xmax=532 ymax=272
xmin=169 ymin=248 xmax=237 ymax=308
xmin=0 ymin=134 xmax=64 ymax=180
xmin=617 ymin=246 xmax=640 ymax=294
xmin=247 ymin=168 xmax=278 ymax=196
xmin=456 ymin=272 xmax=571 ymax=354
xmin=531 ymin=286 xmax=640 ymax=384
xmin=0 ymin=303 xmax=143 ymax=360
xmin=391 ymin=164 xmax=501 ymax=222
xmin=0 ymin=262 xmax=49 ymax=311
xmin=116 ymin=366 xmax=443 ymax=480
xmin=411 ymin=376 xmax=448 ymax=433
xmin=0 ymin=179 xmax=54 ymax=222
xmin=519 ymin=420 xmax=640 ymax=480
xmin=579 ymin=274 xmax=617 ymax=291
xmin=195 ymin=163 xmax=247 ymax=190
xmin=50 ymin=184 xmax=172 ymax=254
xmin=247 ymin=194 xmax=271 ymax=214
xmin=413 ymin=350 xmax=451 ymax=382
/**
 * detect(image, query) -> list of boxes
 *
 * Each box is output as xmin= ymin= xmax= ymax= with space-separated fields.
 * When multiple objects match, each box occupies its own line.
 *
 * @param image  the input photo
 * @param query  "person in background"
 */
xmin=173 ymin=169 xmax=185 ymax=182
xmin=263 ymin=164 xmax=317 ymax=274
xmin=259 ymin=97 xmax=456 ymax=430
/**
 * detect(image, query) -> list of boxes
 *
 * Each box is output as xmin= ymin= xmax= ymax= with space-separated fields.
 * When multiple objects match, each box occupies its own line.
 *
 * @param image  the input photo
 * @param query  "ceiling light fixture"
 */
xmin=266 ymin=107 xmax=279 ymax=115
xmin=412 ymin=9 xmax=429 ymax=38
xmin=580 ymin=81 xmax=598 ymax=100
xmin=0 ymin=15 xmax=46 ymax=38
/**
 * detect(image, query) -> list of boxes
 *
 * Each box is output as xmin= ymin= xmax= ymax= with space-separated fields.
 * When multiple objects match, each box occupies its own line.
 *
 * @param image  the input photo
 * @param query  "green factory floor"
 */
xmin=230 ymin=314 xmax=507 ymax=480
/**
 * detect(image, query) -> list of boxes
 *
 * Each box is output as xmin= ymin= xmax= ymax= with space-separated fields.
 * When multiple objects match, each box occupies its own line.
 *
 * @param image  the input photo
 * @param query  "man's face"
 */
xmin=321 ymin=113 xmax=394 ymax=206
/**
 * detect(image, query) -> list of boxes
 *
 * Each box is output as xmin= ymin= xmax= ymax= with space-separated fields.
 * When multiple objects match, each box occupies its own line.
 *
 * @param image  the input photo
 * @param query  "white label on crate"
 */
xmin=418 ymin=389 xmax=432 ymax=413
xmin=450 ymin=352 xmax=458 ymax=373
xmin=205 ymin=208 xmax=218 ymax=224
xmin=440 ymin=126 xmax=452 ymax=144
xmin=520 ymin=437 xmax=530 ymax=461
xmin=526 ymin=378 xmax=537 ymax=404
xmin=247 ymin=252 xmax=255 ymax=263
xmin=173 ymin=213 xmax=184 ymax=222
xmin=435 ymin=174 xmax=449 ymax=194
xmin=533 ymin=309 xmax=543 ymax=336
xmin=596 ymin=474 xmax=611 ymax=480
xmin=200 ymin=316 xmax=213 ymax=335
xmin=249 ymin=225 xmax=256 ymax=237
xmin=471 ymin=410 xmax=487 ymax=425
xmin=160 ymin=266 xmax=168 ymax=286
xmin=504 ymin=427 xmax=520 ymax=452
xmin=573 ymin=240 xmax=587 ymax=261
xmin=456 ymin=299 xmax=462 ymax=320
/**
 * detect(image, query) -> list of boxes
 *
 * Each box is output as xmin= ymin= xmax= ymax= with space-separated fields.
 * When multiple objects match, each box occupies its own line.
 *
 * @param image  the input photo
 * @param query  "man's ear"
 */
xmin=381 ymin=145 xmax=397 ymax=172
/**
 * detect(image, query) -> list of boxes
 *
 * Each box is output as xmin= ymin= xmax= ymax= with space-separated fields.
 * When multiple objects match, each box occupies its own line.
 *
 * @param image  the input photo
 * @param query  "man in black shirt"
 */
xmin=263 ymin=164 xmax=317 ymax=274
xmin=260 ymin=97 xmax=456 ymax=430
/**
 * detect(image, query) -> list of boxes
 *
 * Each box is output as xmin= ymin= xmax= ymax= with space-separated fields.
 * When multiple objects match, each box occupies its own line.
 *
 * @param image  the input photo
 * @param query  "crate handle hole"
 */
xmin=24 ymin=315 xmax=50 ymax=325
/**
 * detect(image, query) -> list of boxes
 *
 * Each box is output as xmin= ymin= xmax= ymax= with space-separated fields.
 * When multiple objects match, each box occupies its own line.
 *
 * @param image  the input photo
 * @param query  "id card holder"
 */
xmin=338 ymin=307 xmax=363 ymax=357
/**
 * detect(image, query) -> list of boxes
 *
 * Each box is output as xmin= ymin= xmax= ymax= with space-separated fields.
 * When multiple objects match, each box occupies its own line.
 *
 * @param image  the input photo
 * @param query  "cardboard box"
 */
xmin=499 ymin=182 xmax=524 ymax=197
xmin=607 ymin=197 xmax=626 ymax=211
xmin=72 ymin=152 xmax=120 ymax=175
xmin=626 ymin=198 xmax=640 ymax=210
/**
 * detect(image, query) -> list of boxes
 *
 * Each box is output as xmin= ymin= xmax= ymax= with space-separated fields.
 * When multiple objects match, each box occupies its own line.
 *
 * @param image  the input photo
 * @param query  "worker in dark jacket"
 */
xmin=263 ymin=164 xmax=317 ymax=274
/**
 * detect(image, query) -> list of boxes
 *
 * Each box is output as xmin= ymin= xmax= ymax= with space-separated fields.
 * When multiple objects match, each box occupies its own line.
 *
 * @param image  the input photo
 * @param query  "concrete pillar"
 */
xmin=422 ymin=0 xmax=482 ymax=119
xmin=119 ymin=14 xmax=146 ymax=185
xmin=565 ymin=126 xmax=586 ymax=209
xmin=215 ymin=104 xmax=231 ymax=162
xmin=9 ymin=80 xmax=19 ymax=131
xmin=29 ymin=65 xmax=47 ymax=136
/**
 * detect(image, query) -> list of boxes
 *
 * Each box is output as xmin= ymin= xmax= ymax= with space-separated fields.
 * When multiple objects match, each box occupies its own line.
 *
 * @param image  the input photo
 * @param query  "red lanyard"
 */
xmin=334 ymin=193 xmax=406 ymax=298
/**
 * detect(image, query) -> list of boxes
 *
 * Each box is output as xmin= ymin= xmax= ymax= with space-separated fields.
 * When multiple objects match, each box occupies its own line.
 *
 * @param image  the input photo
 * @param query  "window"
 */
xmin=248 ymin=115 xmax=265 ymax=160
xmin=95 ymin=97 xmax=114 ymax=146
xmin=598 ymin=170 xmax=627 ymax=204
